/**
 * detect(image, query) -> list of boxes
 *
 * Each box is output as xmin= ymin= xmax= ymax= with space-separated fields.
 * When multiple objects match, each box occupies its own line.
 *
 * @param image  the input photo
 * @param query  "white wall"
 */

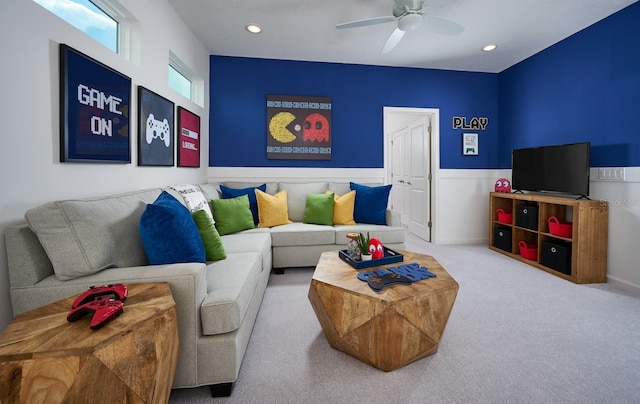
xmin=589 ymin=168 xmax=640 ymax=292
xmin=0 ymin=0 xmax=210 ymax=331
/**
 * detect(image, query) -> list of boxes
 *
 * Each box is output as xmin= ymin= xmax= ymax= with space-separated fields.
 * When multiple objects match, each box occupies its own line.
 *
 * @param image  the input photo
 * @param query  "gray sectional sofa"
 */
xmin=5 ymin=181 xmax=405 ymax=396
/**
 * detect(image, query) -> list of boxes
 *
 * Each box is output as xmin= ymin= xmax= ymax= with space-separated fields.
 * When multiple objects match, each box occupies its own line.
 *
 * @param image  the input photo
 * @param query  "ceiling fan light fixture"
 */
xmin=398 ymin=14 xmax=423 ymax=32
xmin=245 ymin=24 xmax=262 ymax=34
xmin=482 ymin=44 xmax=497 ymax=52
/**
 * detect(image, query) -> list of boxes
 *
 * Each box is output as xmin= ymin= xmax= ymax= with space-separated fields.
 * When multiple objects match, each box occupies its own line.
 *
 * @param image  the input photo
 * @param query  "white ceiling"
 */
xmin=167 ymin=0 xmax=637 ymax=73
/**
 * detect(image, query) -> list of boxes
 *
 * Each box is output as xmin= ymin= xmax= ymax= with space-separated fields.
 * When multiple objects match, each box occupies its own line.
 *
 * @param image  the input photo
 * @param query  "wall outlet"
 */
xmin=598 ymin=167 xmax=626 ymax=181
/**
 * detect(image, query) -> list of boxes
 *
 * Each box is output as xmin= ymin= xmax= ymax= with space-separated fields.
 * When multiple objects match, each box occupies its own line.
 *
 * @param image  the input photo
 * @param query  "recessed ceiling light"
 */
xmin=246 ymin=24 xmax=262 ymax=34
xmin=482 ymin=44 xmax=497 ymax=52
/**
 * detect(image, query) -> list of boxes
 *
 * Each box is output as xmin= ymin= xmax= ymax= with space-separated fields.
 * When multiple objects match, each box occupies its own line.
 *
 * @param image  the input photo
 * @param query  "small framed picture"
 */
xmin=59 ymin=44 xmax=131 ymax=163
xmin=137 ymin=86 xmax=174 ymax=166
xmin=463 ymin=133 xmax=478 ymax=156
xmin=177 ymin=107 xmax=201 ymax=167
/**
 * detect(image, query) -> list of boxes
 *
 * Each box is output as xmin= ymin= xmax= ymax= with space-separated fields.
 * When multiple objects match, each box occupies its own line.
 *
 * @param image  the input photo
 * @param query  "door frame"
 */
xmin=383 ymin=106 xmax=440 ymax=243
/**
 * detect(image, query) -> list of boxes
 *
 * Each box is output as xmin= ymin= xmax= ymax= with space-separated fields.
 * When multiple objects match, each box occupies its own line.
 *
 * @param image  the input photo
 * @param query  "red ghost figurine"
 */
xmin=368 ymin=238 xmax=384 ymax=259
xmin=494 ymin=178 xmax=511 ymax=193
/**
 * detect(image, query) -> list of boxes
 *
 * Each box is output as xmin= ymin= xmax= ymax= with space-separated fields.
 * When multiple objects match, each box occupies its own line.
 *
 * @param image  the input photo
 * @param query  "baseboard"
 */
xmin=606 ymin=276 xmax=640 ymax=294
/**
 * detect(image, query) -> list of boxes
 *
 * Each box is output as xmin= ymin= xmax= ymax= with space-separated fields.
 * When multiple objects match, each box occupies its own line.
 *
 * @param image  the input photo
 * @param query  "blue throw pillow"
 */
xmin=349 ymin=182 xmax=392 ymax=225
xmin=140 ymin=191 xmax=206 ymax=265
xmin=220 ymin=184 xmax=266 ymax=225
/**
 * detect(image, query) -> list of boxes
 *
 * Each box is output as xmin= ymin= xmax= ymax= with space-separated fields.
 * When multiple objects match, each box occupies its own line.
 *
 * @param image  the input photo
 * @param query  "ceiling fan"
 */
xmin=336 ymin=0 xmax=464 ymax=53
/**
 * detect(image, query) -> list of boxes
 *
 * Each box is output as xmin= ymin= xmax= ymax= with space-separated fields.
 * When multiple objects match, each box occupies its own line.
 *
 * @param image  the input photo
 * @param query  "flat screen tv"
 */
xmin=511 ymin=142 xmax=590 ymax=197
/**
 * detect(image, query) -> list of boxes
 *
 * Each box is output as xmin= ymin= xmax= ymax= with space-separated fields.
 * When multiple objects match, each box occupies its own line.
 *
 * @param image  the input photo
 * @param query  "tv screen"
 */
xmin=512 ymin=142 xmax=590 ymax=196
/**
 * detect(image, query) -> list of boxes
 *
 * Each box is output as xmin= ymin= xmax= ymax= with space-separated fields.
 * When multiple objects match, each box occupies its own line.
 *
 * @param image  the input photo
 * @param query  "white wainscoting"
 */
xmin=208 ymin=167 xmax=509 ymax=247
xmin=434 ymin=169 xmax=510 ymax=245
xmin=208 ymin=167 xmax=386 ymax=184
xmin=208 ymin=166 xmax=640 ymax=292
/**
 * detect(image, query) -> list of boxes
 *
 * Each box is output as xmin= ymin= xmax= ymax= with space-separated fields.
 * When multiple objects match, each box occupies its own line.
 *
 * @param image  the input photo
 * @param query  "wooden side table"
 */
xmin=0 ymin=282 xmax=179 ymax=404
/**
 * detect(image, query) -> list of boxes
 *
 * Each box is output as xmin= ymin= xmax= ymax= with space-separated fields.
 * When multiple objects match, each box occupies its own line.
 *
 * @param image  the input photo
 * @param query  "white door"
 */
xmin=388 ymin=115 xmax=432 ymax=241
xmin=407 ymin=117 xmax=431 ymax=240
xmin=390 ymin=128 xmax=408 ymax=225
xmin=385 ymin=107 xmax=438 ymax=243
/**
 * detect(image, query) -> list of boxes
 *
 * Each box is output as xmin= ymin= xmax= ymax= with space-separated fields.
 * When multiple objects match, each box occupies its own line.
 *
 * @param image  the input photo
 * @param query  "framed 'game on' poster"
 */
xmin=266 ymin=95 xmax=331 ymax=160
xmin=59 ymin=44 xmax=131 ymax=163
xmin=177 ymin=107 xmax=200 ymax=167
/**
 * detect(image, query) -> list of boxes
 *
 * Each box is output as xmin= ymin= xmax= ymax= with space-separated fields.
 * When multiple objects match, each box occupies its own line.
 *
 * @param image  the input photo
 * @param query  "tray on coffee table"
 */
xmin=338 ymin=247 xmax=403 ymax=269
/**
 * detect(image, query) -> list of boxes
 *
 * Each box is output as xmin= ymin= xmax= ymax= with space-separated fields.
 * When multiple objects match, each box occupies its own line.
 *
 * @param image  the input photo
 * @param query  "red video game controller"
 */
xmin=71 ymin=284 xmax=128 ymax=309
xmin=66 ymin=297 xmax=124 ymax=329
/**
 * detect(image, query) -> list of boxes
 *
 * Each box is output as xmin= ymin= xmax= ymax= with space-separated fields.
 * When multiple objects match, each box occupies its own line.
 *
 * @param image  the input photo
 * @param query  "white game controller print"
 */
xmin=145 ymin=114 xmax=170 ymax=147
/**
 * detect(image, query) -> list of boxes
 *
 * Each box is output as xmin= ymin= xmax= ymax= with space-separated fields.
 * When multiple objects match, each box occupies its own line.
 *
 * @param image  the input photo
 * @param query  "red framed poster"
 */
xmin=177 ymin=106 xmax=200 ymax=167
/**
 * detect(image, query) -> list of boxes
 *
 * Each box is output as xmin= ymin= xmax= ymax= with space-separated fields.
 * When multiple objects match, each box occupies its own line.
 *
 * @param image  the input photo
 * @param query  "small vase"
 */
xmin=360 ymin=254 xmax=372 ymax=261
xmin=346 ymin=232 xmax=361 ymax=260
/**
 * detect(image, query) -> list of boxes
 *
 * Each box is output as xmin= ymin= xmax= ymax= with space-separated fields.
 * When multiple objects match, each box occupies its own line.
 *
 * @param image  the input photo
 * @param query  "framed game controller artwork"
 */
xmin=59 ymin=44 xmax=131 ymax=163
xmin=177 ymin=107 xmax=200 ymax=167
xmin=137 ymin=86 xmax=174 ymax=166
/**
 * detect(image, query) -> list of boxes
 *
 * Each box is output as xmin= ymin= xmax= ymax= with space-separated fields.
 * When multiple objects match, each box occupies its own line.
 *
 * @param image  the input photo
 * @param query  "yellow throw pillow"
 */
xmin=255 ymin=189 xmax=293 ymax=228
xmin=327 ymin=190 xmax=356 ymax=225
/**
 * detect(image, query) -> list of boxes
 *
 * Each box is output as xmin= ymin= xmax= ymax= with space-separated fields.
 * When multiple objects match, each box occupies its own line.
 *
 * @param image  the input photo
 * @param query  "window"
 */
xmin=169 ymin=65 xmax=191 ymax=100
xmin=169 ymin=51 xmax=204 ymax=107
xmin=34 ymin=0 xmax=118 ymax=52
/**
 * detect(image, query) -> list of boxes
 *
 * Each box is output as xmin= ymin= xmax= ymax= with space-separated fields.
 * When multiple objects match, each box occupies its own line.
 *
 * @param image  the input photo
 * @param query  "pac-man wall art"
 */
xmin=266 ymin=95 xmax=331 ymax=160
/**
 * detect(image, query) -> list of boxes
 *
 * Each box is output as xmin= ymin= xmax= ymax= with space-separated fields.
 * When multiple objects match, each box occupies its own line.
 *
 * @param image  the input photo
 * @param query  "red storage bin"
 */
xmin=518 ymin=241 xmax=538 ymax=261
xmin=548 ymin=216 xmax=573 ymax=238
xmin=496 ymin=209 xmax=513 ymax=224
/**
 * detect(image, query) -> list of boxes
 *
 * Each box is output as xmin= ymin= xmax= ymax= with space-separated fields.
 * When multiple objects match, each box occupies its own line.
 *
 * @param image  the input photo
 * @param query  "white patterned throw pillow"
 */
xmin=168 ymin=184 xmax=214 ymax=221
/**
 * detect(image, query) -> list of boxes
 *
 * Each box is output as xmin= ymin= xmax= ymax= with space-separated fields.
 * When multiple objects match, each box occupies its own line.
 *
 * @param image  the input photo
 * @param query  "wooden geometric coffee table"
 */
xmin=0 ymin=282 xmax=179 ymax=404
xmin=308 ymin=250 xmax=458 ymax=371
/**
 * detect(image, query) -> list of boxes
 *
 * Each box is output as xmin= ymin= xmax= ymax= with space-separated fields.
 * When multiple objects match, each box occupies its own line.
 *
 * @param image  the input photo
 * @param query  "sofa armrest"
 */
xmin=386 ymin=209 xmax=402 ymax=227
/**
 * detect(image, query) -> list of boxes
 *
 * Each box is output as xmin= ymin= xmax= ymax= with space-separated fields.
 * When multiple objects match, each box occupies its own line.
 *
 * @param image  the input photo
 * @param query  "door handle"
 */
xmin=407 ymin=181 xmax=412 ymax=185
xmin=398 ymin=180 xmax=405 ymax=183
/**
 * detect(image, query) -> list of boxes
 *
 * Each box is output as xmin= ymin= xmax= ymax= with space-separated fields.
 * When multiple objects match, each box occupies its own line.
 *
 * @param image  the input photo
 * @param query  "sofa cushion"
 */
xmin=269 ymin=222 xmax=336 ymax=247
xmin=277 ymin=182 xmax=328 ymax=222
xmin=222 ymin=232 xmax=271 ymax=256
xmin=139 ymin=191 xmax=206 ymax=265
xmin=255 ymin=190 xmax=292 ymax=228
xmin=211 ymin=195 xmax=255 ymax=236
xmin=192 ymin=210 xmax=226 ymax=261
xmin=220 ymin=183 xmax=266 ymax=225
xmin=201 ymin=252 xmax=263 ymax=335
xmin=329 ymin=190 xmax=356 ymax=225
xmin=334 ymin=224 xmax=406 ymax=245
xmin=303 ymin=192 xmax=334 ymax=226
xmin=350 ymin=182 xmax=392 ymax=225
xmin=24 ymin=189 xmax=160 ymax=281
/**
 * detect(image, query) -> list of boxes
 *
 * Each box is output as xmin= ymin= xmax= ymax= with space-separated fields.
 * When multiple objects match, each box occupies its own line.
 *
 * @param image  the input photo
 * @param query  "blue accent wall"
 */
xmin=498 ymin=2 xmax=640 ymax=168
xmin=210 ymin=57 xmax=499 ymax=169
xmin=210 ymin=2 xmax=639 ymax=170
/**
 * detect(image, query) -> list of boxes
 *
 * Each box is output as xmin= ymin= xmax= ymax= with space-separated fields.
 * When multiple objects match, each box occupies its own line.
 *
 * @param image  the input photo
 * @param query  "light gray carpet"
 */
xmin=169 ymin=234 xmax=640 ymax=403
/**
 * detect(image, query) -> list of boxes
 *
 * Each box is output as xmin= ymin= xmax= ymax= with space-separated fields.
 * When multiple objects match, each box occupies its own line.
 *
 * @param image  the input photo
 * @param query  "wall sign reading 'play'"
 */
xmin=452 ymin=116 xmax=488 ymax=130
xmin=267 ymin=95 xmax=331 ymax=160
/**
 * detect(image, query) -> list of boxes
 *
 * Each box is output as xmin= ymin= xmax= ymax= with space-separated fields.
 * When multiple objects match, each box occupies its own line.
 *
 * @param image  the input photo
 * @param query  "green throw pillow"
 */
xmin=211 ymin=194 xmax=255 ymax=236
xmin=303 ymin=192 xmax=335 ymax=226
xmin=192 ymin=210 xmax=227 ymax=261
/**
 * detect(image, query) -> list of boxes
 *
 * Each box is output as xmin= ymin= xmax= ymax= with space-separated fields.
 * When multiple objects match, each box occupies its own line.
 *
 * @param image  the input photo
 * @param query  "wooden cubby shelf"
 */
xmin=489 ymin=192 xmax=608 ymax=284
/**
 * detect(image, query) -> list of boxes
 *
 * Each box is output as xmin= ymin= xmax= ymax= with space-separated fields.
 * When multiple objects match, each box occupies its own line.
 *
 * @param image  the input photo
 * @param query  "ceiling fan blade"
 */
xmin=383 ymin=28 xmax=406 ymax=53
xmin=336 ymin=16 xmax=397 ymax=29
xmin=422 ymin=15 xmax=464 ymax=35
